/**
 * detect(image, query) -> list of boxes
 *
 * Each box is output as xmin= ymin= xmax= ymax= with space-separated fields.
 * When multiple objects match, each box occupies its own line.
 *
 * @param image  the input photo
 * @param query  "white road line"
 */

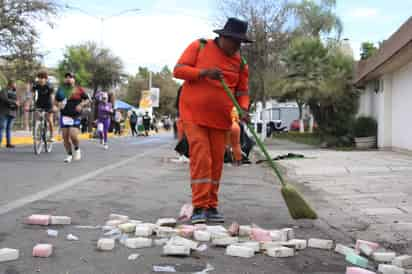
xmin=0 ymin=145 xmax=167 ymax=216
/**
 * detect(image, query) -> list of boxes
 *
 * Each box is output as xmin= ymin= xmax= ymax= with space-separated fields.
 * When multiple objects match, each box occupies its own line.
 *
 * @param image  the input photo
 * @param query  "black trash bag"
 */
xmin=175 ymin=136 xmax=190 ymax=158
xmin=239 ymin=123 xmax=255 ymax=159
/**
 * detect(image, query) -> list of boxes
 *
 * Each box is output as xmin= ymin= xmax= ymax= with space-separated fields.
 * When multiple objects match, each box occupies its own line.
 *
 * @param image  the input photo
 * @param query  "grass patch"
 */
xmin=272 ymin=132 xmax=323 ymax=146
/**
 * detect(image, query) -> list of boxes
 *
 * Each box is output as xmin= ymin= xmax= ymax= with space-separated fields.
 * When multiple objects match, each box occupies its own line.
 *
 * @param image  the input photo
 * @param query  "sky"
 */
xmin=38 ymin=0 xmax=412 ymax=74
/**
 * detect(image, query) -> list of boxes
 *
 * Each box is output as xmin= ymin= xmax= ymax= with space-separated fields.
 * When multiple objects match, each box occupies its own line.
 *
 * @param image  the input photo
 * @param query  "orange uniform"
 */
xmin=174 ymin=39 xmax=249 ymax=209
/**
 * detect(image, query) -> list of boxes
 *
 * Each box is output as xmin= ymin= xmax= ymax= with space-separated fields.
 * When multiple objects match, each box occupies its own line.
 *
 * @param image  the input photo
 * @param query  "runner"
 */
xmin=96 ymin=91 xmax=113 ymax=150
xmin=32 ymin=71 xmax=55 ymax=141
xmin=55 ymin=72 xmax=90 ymax=163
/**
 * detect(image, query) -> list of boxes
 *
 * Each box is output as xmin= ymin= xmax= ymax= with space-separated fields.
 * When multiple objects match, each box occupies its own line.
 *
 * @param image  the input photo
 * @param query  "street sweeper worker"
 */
xmin=173 ymin=17 xmax=252 ymax=224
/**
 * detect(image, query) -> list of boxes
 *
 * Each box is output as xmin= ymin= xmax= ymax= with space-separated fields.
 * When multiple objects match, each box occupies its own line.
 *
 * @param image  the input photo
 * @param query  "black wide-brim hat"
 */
xmin=214 ymin=17 xmax=253 ymax=43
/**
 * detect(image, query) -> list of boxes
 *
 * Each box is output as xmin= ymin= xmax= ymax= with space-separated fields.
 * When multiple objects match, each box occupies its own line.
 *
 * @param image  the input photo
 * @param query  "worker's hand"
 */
xmin=239 ymin=108 xmax=250 ymax=123
xmin=200 ymin=68 xmax=222 ymax=80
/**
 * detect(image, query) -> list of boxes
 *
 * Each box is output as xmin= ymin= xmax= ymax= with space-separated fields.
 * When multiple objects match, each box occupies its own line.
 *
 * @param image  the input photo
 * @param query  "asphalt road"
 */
xmin=0 ymin=133 xmax=349 ymax=274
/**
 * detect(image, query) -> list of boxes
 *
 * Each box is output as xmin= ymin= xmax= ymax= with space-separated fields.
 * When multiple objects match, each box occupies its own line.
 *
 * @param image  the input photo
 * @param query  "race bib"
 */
xmin=97 ymin=122 xmax=104 ymax=132
xmin=62 ymin=116 xmax=74 ymax=126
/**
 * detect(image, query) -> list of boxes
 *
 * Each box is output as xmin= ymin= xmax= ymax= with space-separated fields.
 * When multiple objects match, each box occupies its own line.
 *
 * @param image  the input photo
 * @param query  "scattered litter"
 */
xmin=25 ymin=214 xmax=51 ymax=226
xmin=359 ymin=243 xmax=374 ymax=257
xmin=195 ymin=244 xmax=208 ymax=252
xmin=378 ymin=264 xmax=405 ymax=274
xmin=228 ymin=222 xmax=240 ymax=236
xmin=66 ymin=234 xmax=79 ymax=241
xmin=168 ymin=236 xmax=198 ymax=250
xmin=178 ymin=225 xmax=195 ymax=238
xmin=129 ymin=219 xmax=143 ymax=225
xmin=119 ymin=234 xmax=129 ymax=245
xmin=156 ymin=226 xmax=178 ymax=238
xmin=346 ymin=267 xmax=376 ymax=274
xmin=194 ymin=230 xmax=211 ymax=242
xmin=239 ymin=225 xmax=252 ymax=237
xmin=97 ymin=238 xmax=115 ymax=251
xmin=51 ymin=216 xmax=71 ymax=225
xmin=250 ymin=228 xmax=272 ymax=242
xmin=194 ymin=224 xmax=207 ymax=231
xmin=109 ymin=214 xmax=129 ymax=222
xmin=372 ymin=251 xmax=396 ymax=263
xmin=226 ymin=245 xmax=255 ymax=258
xmin=106 ymin=219 xmax=126 ymax=227
xmin=135 ymin=224 xmax=154 ymax=237
xmin=163 ymin=244 xmax=191 ymax=256
xmin=308 ymin=238 xmax=334 ymax=250
xmin=193 ymin=263 xmax=215 ymax=274
xmin=233 ymin=242 xmax=260 ymax=253
xmin=178 ymin=204 xmax=193 ymax=222
xmin=355 ymin=240 xmax=379 ymax=252
xmin=281 ymin=228 xmax=295 ymax=241
xmin=153 ymin=265 xmax=177 ymax=272
xmin=156 ymin=218 xmax=177 ymax=227
xmin=269 ymin=230 xmax=283 ymax=241
xmin=154 ymin=238 xmax=169 ymax=246
xmin=128 ymin=253 xmax=140 ymax=261
xmin=32 ymin=244 xmax=53 ymax=257
xmin=0 ymin=248 xmax=19 ymax=263
xmin=47 ymin=229 xmax=58 ymax=238
xmin=119 ymin=223 xmax=137 ymax=233
xmin=104 ymin=228 xmax=121 ymax=237
xmin=124 ymin=237 xmax=152 ymax=249
xmin=284 ymin=239 xmax=307 ymax=250
xmin=392 ymin=255 xmax=412 ymax=268
xmin=335 ymin=244 xmax=358 ymax=256
xmin=102 ymin=226 xmax=114 ymax=232
xmin=212 ymin=237 xmax=238 ymax=247
xmin=74 ymin=225 xmax=101 ymax=229
xmin=346 ymin=252 xmax=369 ymax=268
xmin=266 ymin=246 xmax=294 ymax=258
xmin=260 ymin=241 xmax=286 ymax=251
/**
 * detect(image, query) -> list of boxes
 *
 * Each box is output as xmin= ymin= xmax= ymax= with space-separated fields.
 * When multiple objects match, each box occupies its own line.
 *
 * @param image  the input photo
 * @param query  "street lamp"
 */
xmin=65 ymin=5 xmax=140 ymax=47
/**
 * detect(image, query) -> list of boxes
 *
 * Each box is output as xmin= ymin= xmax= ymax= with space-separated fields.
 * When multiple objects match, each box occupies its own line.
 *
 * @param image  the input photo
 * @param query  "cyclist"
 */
xmin=32 ymin=71 xmax=55 ymax=141
xmin=55 ymin=72 xmax=90 ymax=163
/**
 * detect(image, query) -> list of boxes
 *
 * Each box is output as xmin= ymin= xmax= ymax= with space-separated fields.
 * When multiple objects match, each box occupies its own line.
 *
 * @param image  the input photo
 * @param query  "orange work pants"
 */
xmin=225 ymin=122 xmax=242 ymax=162
xmin=183 ymin=121 xmax=226 ymax=209
xmin=176 ymin=118 xmax=184 ymax=141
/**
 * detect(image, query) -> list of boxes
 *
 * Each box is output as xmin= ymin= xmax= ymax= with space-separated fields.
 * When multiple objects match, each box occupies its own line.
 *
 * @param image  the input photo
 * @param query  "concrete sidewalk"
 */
xmin=265 ymin=138 xmax=412 ymax=253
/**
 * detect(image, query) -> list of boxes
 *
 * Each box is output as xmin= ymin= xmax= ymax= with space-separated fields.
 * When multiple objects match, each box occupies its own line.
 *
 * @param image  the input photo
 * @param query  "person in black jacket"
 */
xmin=142 ymin=111 xmax=151 ymax=136
xmin=0 ymin=80 xmax=19 ymax=148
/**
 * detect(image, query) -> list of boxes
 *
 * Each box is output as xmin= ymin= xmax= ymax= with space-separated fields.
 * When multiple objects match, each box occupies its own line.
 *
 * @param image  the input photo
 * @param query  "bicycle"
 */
xmin=31 ymin=93 xmax=53 ymax=155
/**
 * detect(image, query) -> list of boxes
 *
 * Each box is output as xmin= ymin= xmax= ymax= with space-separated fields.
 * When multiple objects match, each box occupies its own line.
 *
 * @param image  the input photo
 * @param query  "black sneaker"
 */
xmin=191 ymin=208 xmax=207 ymax=224
xmin=206 ymin=208 xmax=225 ymax=223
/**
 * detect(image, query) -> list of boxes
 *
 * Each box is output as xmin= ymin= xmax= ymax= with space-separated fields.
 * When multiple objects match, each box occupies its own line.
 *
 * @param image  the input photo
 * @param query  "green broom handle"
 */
xmin=220 ymin=79 xmax=286 ymax=187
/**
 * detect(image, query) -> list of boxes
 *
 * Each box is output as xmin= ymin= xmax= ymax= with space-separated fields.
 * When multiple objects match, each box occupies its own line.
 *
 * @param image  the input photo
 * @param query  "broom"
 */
xmin=220 ymin=79 xmax=317 ymax=220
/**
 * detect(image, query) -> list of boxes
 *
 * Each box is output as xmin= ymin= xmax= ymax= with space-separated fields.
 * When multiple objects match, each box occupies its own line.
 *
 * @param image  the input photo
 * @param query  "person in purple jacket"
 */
xmin=97 ymin=92 xmax=113 ymax=150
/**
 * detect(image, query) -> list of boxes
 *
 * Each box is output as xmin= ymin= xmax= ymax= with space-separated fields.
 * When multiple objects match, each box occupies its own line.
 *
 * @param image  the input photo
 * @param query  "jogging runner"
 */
xmin=55 ymin=72 xmax=90 ymax=163
xmin=32 ymin=71 xmax=55 ymax=142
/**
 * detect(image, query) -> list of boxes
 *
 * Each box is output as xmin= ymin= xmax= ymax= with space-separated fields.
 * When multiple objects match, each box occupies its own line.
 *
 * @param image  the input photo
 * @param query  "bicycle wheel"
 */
xmin=33 ymin=118 xmax=43 ymax=155
xmin=44 ymin=119 xmax=53 ymax=153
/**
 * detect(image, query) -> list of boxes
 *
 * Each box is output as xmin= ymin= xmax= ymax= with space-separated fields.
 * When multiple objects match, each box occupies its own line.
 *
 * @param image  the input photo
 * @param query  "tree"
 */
xmin=274 ymin=37 xmax=328 ymax=132
xmin=360 ymin=42 xmax=378 ymax=60
xmin=288 ymin=0 xmax=342 ymax=38
xmin=57 ymin=42 xmax=123 ymax=93
xmin=0 ymin=0 xmax=59 ymax=59
xmin=216 ymin=0 xmax=293 ymax=105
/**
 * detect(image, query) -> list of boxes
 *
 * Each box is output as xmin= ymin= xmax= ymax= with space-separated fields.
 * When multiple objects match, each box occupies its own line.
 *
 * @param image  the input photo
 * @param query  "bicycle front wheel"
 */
xmin=44 ymin=119 xmax=53 ymax=153
xmin=33 ymin=119 xmax=43 ymax=155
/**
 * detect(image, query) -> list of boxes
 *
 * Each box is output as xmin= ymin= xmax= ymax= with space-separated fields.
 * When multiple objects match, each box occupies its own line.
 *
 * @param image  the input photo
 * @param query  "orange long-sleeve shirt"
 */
xmin=173 ymin=39 xmax=250 ymax=130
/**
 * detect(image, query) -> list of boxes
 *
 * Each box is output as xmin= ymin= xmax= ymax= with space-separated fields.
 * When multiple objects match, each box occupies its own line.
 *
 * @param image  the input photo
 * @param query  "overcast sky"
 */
xmin=38 ymin=0 xmax=412 ymax=75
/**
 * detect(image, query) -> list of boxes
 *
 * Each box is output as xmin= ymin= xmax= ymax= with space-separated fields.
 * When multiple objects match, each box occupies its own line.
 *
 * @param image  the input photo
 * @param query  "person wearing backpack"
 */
xmin=173 ymin=18 xmax=252 ymax=224
xmin=129 ymin=110 xmax=138 ymax=136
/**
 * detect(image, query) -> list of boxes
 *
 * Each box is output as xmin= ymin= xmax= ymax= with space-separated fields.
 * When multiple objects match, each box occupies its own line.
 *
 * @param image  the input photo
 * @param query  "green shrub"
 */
xmin=353 ymin=116 xmax=377 ymax=137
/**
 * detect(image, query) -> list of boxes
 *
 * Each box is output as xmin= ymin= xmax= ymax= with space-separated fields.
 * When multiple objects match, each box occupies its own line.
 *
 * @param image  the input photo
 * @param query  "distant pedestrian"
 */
xmin=0 ymin=80 xmax=20 ymax=148
xmin=97 ymin=92 xmax=113 ymax=150
xmin=129 ymin=110 xmax=138 ymax=136
xmin=143 ymin=111 xmax=151 ymax=136
xmin=23 ymin=83 xmax=32 ymax=131
xmin=114 ymin=109 xmax=122 ymax=135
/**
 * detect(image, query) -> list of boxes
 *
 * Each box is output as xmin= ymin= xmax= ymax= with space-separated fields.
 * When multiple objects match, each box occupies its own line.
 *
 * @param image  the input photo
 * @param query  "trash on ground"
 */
xmin=74 ymin=225 xmax=101 ymax=229
xmin=345 ymin=266 xmax=376 ymax=274
xmin=346 ymin=252 xmax=369 ymax=268
xmin=336 ymin=244 xmax=358 ymax=256
xmin=163 ymin=244 xmax=191 ymax=256
xmin=135 ymin=224 xmax=154 ymax=237
xmin=97 ymin=238 xmax=115 ymax=251
xmin=51 ymin=216 xmax=71 ymax=225
xmin=153 ymin=265 xmax=177 ymax=272
xmin=104 ymin=228 xmax=121 ymax=237
xmin=168 ymin=236 xmax=198 ymax=250
xmin=266 ymin=246 xmax=295 ymax=258
xmin=194 ymin=230 xmax=211 ymax=242
xmin=124 ymin=237 xmax=152 ymax=249
xmin=177 ymin=225 xmax=195 ymax=238
xmin=284 ymin=239 xmax=307 ymax=250
xmin=378 ymin=264 xmax=405 ymax=274
xmin=228 ymin=222 xmax=239 ymax=236
xmin=195 ymin=244 xmax=208 ymax=252
xmin=308 ymin=238 xmax=334 ymax=250
xmin=355 ymin=240 xmax=379 ymax=252
xmin=233 ymin=241 xmax=260 ymax=253
xmin=66 ymin=234 xmax=79 ymax=241
xmin=250 ymin=228 xmax=272 ymax=242
xmin=156 ymin=218 xmax=177 ymax=227
xmin=239 ymin=225 xmax=252 ymax=237
xmin=193 ymin=263 xmax=215 ymax=274
xmin=25 ymin=214 xmax=51 ymax=226
xmin=372 ymin=251 xmax=396 ymax=263
xmin=226 ymin=244 xmax=255 ymax=258
xmin=109 ymin=214 xmax=129 ymax=222
xmin=156 ymin=226 xmax=177 ymax=238
xmin=154 ymin=238 xmax=169 ymax=246
xmin=212 ymin=236 xmax=238 ymax=247
xmin=0 ymin=248 xmax=19 ymax=263
xmin=32 ymin=244 xmax=53 ymax=257
xmin=47 ymin=229 xmax=58 ymax=237
xmin=119 ymin=223 xmax=137 ymax=233
xmin=178 ymin=203 xmax=194 ymax=222
xmin=106 ymin=219 xmax=126 ymax=227
xmin=128 ymin=253 xmax=140 ymax=261
xmin=392 ymin=255 xmax=412 ymax=268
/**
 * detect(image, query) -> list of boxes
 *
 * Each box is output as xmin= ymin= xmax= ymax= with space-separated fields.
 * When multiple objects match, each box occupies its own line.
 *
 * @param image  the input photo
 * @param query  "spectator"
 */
xmin=143 ymin=111 xmax=151 ymax=136
xmin=129 ymin=110 xmax=138 ymax=136
xmin=114 ymin=109 xmax=122 ymax=135
xmin=0 ymin=80 xmax=19 ymax=148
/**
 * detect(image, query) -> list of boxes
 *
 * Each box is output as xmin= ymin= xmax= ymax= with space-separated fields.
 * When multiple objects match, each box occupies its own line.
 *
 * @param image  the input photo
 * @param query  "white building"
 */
xmin=355 ymin=17 xmax=412 ymax=151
